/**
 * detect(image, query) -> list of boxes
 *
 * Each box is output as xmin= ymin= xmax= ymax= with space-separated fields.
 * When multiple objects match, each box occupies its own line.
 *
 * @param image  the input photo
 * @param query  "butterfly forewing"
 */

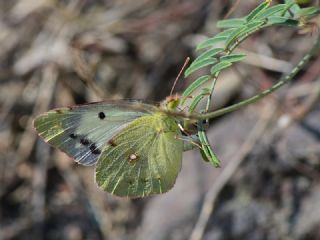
xmin=95 ymin=112 xmax=183 ymax=197
xmin=34 ymin=101 xmax=156 ymax=166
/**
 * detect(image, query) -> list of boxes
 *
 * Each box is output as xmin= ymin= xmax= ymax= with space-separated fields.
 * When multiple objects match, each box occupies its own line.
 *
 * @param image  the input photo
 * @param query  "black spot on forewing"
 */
xmin=80 ymin=138 xmax=90 ymax=145
xmin=77 ymin=135 xmax=101 ymax=155
xmin=89 ymin=143 xmax=96 ymax=151
xmin=92 ymin=148 xmax=101 ymax=155
xmin=90 ymin=143 xmax=101 ymax=155
xmin=98 ymin=112 xmax=106 ymax=119
xmin=69 ymin=133 xmax=77 ymax=139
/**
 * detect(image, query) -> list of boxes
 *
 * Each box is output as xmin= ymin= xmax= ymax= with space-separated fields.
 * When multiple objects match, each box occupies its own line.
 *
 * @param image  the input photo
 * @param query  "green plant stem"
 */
xmin=197 ymin=34 xmax=320 ymax=121
xmin=195 ymin=16 xmax=270 ymax=166
xmin=202 ymin=21 xmax=268 ymax=112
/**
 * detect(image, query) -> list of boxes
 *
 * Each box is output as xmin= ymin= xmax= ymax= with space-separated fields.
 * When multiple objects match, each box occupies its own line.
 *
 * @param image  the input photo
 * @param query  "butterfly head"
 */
xmin=162 ymin=94 xmax=180 ymax=112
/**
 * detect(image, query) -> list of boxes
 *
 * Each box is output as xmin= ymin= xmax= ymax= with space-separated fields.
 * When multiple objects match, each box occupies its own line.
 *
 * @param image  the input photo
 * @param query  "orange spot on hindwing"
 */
xmin=107 ymin=139 xmax=117 ymax=147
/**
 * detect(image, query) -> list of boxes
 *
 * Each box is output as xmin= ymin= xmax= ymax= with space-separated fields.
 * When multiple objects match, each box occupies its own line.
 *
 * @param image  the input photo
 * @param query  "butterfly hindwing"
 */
xmin=95 ymin=112 xmax=183 ymax=197
xmin=34 ymin=101 xmax=156 ymax=166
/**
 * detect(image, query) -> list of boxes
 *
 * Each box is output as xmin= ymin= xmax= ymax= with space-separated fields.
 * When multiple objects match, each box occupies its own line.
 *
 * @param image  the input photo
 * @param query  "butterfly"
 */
xmin=34 ymin=95 xmax=196 ymax=198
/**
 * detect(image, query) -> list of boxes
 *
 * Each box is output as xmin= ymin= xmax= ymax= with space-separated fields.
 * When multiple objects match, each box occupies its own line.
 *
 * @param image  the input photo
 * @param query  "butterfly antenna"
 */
xmin=170 ymin=57 xmax=190 ymax=96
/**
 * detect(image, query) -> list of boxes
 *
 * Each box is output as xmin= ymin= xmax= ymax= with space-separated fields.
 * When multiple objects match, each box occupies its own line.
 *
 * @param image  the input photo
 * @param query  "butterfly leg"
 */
xmin=174 ymin=134 xmax=202 ymax=151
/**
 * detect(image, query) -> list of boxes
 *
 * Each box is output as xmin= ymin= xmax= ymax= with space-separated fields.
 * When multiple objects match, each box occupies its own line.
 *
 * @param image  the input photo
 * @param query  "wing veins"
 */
xmin=106 ymin=131 xmax=156 ymax=184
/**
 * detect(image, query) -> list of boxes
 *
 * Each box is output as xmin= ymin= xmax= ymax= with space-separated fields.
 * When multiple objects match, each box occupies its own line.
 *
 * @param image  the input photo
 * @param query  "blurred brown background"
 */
xmin=1 ymin=0 xmax=320 ymax=239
